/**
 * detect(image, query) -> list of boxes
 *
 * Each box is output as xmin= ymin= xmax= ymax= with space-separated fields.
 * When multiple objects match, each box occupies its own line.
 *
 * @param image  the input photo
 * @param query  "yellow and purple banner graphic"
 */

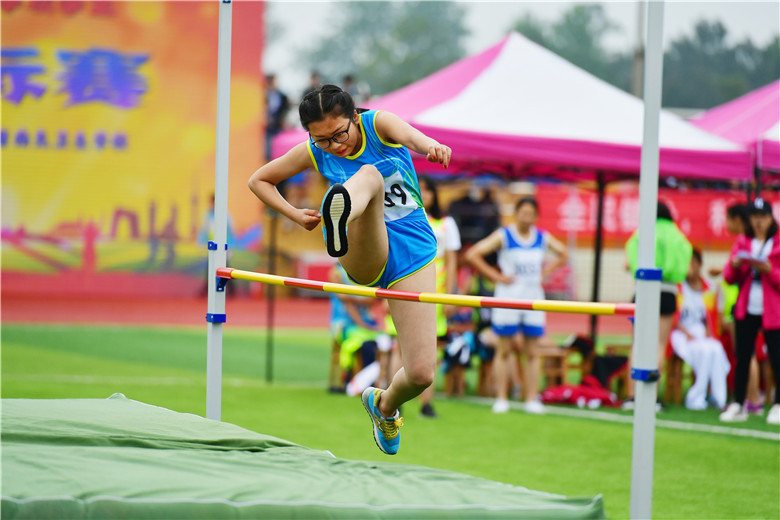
xmin=1 ymin=1 xmax=264 ymax=296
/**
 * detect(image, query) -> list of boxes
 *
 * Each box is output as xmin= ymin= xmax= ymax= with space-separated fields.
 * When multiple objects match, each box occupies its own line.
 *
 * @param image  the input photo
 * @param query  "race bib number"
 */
xmin=382 ymin=170 xmax=417 ymax=221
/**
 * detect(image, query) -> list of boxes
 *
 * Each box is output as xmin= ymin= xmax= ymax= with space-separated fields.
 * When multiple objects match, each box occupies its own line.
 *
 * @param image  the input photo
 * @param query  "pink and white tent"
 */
xmin=759 ymin=122 xmax=779 ymax=173
xmin=274 ymin=32 xmax=751 ymax=181
xmin=691 ymin=79 xmax=780 ymax=172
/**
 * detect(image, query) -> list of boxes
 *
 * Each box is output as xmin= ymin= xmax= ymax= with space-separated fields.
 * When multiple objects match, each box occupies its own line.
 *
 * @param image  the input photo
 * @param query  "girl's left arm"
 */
xmin=542 ymin=233 xmax=570 ymax=280
xmin=374 ymin=111 xmax=451 ymax=168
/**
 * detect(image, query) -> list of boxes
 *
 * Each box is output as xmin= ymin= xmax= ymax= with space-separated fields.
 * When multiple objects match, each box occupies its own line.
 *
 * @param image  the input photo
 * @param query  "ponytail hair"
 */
xmin=299 ymin=84 xmax=357 ymax=130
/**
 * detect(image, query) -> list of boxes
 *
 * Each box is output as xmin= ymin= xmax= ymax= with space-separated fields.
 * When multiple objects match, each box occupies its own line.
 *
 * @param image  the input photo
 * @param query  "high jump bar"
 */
xmin=217 ymin=267 xmax=635 ymax=316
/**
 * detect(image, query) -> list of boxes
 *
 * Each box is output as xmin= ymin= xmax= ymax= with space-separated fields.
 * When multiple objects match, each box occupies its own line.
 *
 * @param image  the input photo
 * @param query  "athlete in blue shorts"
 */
xmin=466 ymin=197 xmax=568 ymax=415
xmin=249 ymin=84 xmax=452 ymax=455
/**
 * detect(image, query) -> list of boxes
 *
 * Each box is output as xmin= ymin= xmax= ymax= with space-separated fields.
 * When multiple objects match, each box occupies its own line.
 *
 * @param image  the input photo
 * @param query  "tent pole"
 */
xmin=630 ymin=1 xmax=664 ymax=518
xmin=266 ymin=210 xmax=277 ymax=383
xmin=206 ymin=0 xmax=233 ymax=421
xmin=589 ymin=172 xmax=606 ymax=341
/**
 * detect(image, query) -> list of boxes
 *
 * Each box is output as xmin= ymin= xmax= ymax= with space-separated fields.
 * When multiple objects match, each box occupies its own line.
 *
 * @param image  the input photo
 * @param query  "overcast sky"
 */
xmin=264 ymin=1 xmax=780 ymax=96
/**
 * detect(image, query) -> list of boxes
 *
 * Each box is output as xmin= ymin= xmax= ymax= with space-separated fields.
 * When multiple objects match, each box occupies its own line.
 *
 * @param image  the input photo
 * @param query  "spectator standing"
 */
xmin=342 ymin=74 xmax=359 ymax=97
xmin=302 ymin=70 xmax=322 ymax=98
xmin=465 ymin=197 xmax=568 ymax=414
xmin=709 ymin=203 xmax=764 ymax=412
xmin=341 ymin=74 xmax=371 ymax=106
xmin=720 ymin=198 xmax=780 ymax=424
xmin=448 ymin=180 xmax=500 ymax=249
xmin=264 ymin=74 xmax=289 ymax=162
xmin=624 ymin=202 xmax=693 ymax=409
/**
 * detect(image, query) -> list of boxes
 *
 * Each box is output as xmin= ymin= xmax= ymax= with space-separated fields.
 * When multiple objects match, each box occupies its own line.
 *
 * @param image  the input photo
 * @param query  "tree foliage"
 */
xmin=299 ymin=2 xmax=468 ymax=95
xmin=663 ymin=21 xmax=779 ymax=107
xmin=508 ymin=7 xmax=779 ymax=108
xmin=510 ymin=6 xmax=620 ymax=86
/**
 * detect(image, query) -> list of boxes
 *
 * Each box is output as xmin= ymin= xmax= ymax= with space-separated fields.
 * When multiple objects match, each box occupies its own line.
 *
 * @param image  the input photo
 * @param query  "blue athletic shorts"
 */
xmin=492 ymin=322 xmax=546 ymax=338
xmin=491 ymin=308 xmax=546 ymax=338
xmin=347 ymin=208 xmax=436 ymax=289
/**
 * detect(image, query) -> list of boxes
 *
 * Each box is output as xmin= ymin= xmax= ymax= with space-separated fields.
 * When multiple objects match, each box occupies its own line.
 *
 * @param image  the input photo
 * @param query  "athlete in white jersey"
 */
xmin=466 ymin=197 xmax=568 ymax=414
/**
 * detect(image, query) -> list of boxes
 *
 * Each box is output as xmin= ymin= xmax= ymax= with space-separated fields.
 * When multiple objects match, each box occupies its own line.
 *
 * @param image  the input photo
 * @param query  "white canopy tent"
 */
xmin=273 ymin=32 xmax=751 ymax=181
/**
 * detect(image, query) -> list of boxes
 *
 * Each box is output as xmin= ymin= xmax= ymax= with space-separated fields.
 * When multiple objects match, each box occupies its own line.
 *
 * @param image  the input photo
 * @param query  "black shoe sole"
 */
xmin=322 ymin=184 xmax=350 ymax=258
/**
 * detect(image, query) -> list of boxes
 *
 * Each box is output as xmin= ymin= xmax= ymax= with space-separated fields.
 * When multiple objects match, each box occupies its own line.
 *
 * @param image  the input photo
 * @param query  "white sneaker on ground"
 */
xmin=767 ymin=404 xmax=780 ymax=425
xmin=719 ymin=402 xmax=748 ymax=422
xmin=492 ymin=399 xmax=510 ymax=414
xmin=524 ymin=400 xmax=546 ymax=414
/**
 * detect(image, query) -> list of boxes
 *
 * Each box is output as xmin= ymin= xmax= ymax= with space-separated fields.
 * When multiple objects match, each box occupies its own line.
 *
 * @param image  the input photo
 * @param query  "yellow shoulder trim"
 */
xmin=306 ymin=142 xmax=320 ymax=173
xmin=346 ymin=116 xmax=367 ymax=160
xmin=373 ymin=110 xmax=402 ymax=148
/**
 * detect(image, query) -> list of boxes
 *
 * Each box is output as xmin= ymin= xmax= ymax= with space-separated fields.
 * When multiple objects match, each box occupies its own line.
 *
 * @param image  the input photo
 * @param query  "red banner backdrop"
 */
xmin=534 ymin=183 xmax=778 ymax=250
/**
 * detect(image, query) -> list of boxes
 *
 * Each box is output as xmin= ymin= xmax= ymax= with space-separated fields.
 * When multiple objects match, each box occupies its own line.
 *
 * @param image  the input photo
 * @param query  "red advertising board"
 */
xmin=534 ymin=184 xmax=778 ymax=250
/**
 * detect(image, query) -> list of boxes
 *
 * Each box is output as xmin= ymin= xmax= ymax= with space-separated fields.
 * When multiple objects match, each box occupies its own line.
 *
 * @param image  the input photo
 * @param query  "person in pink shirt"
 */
xmin=720 ymin=198 xmax=780 ymax=424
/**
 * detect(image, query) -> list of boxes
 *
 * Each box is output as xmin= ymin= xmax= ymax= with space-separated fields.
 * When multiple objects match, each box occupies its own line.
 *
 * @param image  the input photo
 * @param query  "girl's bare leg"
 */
xmin=493 ymin=335 xmax=514 ymax=401
xmin=523 ymin=336 xmax=541 ymax=401
xmin=377 ymin=263 xmax=437 ymax=417
xmin=334 ymin=165 xmax=389 ymax=284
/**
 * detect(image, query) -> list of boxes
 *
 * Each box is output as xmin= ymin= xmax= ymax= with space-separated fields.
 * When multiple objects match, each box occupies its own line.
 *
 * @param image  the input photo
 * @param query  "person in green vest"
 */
xmin=624 ymin=201 xmax=692 ymax=409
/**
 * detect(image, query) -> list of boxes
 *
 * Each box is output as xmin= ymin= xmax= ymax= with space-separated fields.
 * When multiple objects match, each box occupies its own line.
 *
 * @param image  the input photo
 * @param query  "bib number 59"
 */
xmin=384 ymin=183 xmax=408 ymax=207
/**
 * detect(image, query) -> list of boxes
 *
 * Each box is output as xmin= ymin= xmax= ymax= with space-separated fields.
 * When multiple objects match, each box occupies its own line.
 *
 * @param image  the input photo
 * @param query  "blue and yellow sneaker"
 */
xmin=361 ymin=387 xmax=403 ymax=455
xmin=321 ymin=183 xmax=351 ymax=257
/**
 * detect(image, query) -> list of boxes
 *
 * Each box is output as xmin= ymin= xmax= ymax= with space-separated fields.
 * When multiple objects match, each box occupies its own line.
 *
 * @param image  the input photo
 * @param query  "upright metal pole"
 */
xmin=630 ymin=1 xmax=664 ymax=518
xmin=630 ymin=1 xmax=646 ymax=98
xmin=266 ymin=211 xmax=277 ymax=383
xmin=589 ymin=172 xmax=606 ymax=341
xmin=206 ymin=0 xmax=233 ymax=421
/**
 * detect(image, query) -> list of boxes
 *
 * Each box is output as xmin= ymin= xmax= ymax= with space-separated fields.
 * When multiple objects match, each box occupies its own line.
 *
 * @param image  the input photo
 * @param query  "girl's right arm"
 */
xmin=464 ymin=230 xmax=512 ymax=285
xmin=248 ymin=143 xmax=322 ymax=231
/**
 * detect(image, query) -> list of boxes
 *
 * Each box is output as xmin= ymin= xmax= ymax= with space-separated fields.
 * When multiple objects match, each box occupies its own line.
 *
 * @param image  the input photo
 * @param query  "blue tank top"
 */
xmin=496 ymin=225 xmax=548 ymax=295
xmin=308 ymin=110 xmax=423 ymax=222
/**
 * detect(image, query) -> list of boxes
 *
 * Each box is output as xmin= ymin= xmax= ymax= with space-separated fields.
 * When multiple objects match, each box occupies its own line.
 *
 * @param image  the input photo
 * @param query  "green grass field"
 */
xmin=2 ymin=324 xmax=778 ymax=519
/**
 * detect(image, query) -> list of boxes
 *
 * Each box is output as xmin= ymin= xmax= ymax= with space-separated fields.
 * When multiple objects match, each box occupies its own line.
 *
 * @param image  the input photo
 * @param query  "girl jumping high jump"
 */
xmin=248 ymin=84 xmax=451 ymax=454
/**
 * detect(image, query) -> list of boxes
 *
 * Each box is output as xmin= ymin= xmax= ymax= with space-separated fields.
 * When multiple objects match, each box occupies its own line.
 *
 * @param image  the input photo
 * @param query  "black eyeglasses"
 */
xmin=310 ymin=119 xmax=352 ymax=150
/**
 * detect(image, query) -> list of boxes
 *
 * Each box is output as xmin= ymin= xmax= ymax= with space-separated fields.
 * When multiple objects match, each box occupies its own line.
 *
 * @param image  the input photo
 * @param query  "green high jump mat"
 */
xmin=1 ymin=395 xmax=605 ymax=519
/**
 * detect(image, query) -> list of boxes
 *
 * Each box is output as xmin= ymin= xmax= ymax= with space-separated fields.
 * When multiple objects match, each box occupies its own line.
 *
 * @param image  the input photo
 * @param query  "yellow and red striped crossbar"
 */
xmin=217 ymin=267 xmax=635 ymax=316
